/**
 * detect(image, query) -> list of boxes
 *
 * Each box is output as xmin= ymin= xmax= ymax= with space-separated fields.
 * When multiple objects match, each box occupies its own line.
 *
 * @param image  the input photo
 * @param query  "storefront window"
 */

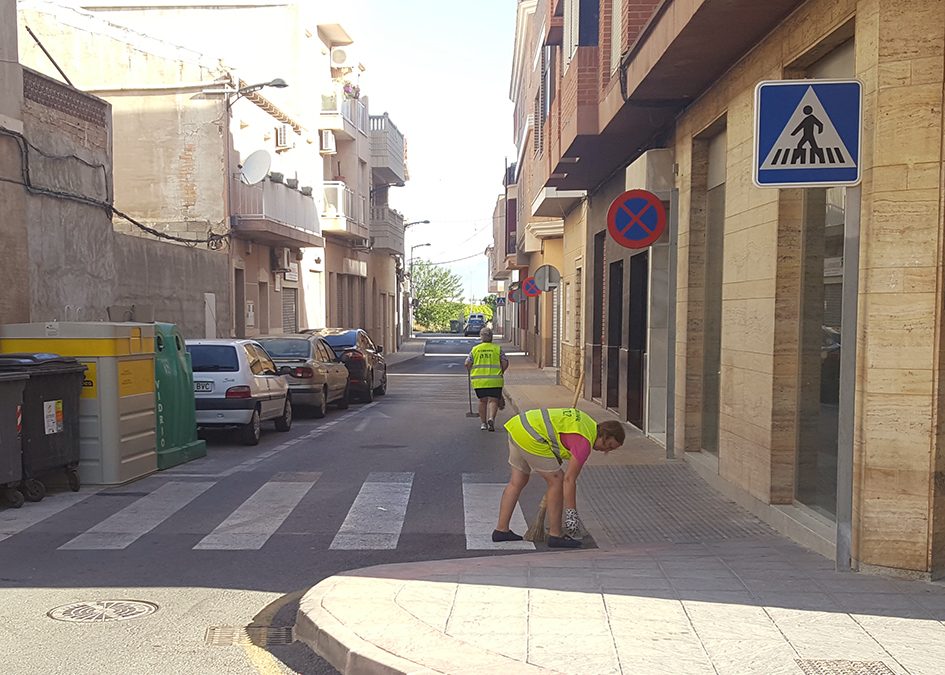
xmin=796 ymin=187 xmax=845 ymax=518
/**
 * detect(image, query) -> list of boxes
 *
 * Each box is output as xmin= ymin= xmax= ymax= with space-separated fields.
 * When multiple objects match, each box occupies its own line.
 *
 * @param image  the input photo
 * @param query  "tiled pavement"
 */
xmin=296 ymin=348 xmax=945 ymax=675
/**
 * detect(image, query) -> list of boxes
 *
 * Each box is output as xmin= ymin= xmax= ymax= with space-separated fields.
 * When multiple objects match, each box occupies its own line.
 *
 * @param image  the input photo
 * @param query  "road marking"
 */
xmin=330 ymin=472 xmax=413 ymax=550
xmin=0 ymin=490 xmax=98 ymax=543
xmin=423 ymin=354 xmax=472 ymax=357
xmin=462 ymin=481 xmax=534 ymax=550
xmin=388 ymin=373 xmax=466 ymax=378
xmin=59 ymin=482 xmax=214 ymax=550
xmin=194 ymin=478 xmax=318 ymax=550
xmin=354 ymin=418 xmax=370 ymax=432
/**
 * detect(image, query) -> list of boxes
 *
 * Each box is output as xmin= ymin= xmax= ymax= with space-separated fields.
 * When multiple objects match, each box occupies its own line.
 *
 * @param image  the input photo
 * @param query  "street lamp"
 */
xmin=404 ymin=219 xmax=430 ymax=229
xmin=407 ymin=243 xmax=431 ymax=337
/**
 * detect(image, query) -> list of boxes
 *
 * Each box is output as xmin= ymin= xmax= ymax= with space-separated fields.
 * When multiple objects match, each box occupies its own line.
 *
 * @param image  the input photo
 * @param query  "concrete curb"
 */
xmin=295 ymin=577 xmax=442 ymax=675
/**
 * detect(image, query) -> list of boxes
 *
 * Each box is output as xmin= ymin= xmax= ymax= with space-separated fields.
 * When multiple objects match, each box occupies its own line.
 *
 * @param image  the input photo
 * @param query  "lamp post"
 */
xmin=404 ymin=219 xmax=430 ymax=229
xmin=408 ymin=243 xmax=431 ymax=336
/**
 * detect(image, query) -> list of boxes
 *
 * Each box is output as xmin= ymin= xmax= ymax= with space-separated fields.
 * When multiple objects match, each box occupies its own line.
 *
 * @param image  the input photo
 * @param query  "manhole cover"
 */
xmin=205 ymin=625 xmax=294 ymax=646
xmin=795 ymin=661 xmax=896 ymax=675
xmin=48 ymin=600 xmax=159 ymax=623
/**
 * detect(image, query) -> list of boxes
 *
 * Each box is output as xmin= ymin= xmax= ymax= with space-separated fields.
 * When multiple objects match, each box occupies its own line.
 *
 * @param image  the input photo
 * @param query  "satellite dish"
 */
xmin=534 ymin=265 xmax=561 ymax=292
xmin=240 ymin=150 xmax=272 ymax=185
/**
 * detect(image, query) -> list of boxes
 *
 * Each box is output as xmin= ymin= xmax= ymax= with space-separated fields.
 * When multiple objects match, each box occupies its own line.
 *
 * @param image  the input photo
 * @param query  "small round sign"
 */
xmin=508 ymin=281 xmax=522 ymax=292
xmin=533 ymin=265 xmax=561 ymax=292
xmin=522 ymin=276 xmax=541 ymax=298
xmin=508 ymin=287 xmax=525 ymax=303
xmin=607 ymin=189 xmax=667 ymax=249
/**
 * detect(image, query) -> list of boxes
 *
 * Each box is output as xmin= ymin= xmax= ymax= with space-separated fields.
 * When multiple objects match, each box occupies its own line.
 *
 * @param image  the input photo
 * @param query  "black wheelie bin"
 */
xmin=0 ymin=373 xmax=28 ymax=507
xmin=0 ymin=354 xmax=85 ymax=502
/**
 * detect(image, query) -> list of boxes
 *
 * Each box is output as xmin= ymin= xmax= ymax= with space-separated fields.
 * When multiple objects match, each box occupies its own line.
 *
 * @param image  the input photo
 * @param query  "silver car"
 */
xmin=186 ymin=339 xmax=292 ymax=445
xmin=257 ymin=335 xmax=350 ymax=418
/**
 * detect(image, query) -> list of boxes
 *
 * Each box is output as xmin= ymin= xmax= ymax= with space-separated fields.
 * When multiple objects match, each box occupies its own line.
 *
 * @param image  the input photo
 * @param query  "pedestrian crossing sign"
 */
xmin=754 ymin=79 xmax=862 ymax=188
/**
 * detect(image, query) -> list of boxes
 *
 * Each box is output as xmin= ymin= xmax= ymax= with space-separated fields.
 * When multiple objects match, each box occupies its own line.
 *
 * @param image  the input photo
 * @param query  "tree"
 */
xmin=411 ymin=260 xmax=464 ymax=331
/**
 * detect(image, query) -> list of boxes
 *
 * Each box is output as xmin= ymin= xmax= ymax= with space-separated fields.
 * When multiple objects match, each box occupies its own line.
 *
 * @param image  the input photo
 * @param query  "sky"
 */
xmin=349 ymin=0 xmax=517 ymax=301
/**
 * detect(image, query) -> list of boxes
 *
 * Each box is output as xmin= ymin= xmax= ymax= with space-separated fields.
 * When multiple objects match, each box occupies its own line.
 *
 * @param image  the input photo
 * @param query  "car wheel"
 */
xmin=336 ymin=385 xmax=350 ymax=409
xmin=313 ymin=388 xmax=327 ymax=419
xmin=374 ymin=373 xmax=387 ymax=396
xmin=241 ymin=409 xmax=262 ymax=446
xmin=362 ymin=375 xmax=375 ymax=403
xmin=275 ymin=397 xmax=293 ymax=431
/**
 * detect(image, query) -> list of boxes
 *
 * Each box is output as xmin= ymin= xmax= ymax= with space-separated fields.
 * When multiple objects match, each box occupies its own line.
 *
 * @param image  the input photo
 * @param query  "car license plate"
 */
xmin=194 ymin=381 xmax=213 ymax=393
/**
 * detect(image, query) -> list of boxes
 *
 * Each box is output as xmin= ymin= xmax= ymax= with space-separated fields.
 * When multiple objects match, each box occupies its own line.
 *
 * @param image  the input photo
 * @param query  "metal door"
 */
xmin=282 ymin=287 xmax=298 ymax=334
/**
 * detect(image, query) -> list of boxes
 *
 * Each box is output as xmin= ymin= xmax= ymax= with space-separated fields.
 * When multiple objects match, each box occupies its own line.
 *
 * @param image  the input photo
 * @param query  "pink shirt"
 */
xmin=561 ymin=433 xmax=592 ymax=466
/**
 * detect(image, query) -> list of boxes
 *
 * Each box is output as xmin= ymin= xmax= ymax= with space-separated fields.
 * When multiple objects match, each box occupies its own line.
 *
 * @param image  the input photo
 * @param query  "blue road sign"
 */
xmin=495 ymin=297 xmax=505 ymax=306
xmin=606 ymin=189 xmax=667 ymax=249
xmin=754 ymin=80 xmax=862 ymax=188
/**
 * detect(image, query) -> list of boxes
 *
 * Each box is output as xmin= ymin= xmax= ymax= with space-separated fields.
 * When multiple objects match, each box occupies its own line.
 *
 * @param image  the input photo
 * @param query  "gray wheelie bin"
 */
xmin=0 ymin=354 xmax=85 ymax=502
xmin=0 ymin=373 xmax=27 ymax=507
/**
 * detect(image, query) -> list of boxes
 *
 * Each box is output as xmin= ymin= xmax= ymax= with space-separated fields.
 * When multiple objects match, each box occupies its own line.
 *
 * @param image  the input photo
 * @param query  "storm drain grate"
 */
xmin=205 ymin=625 xmax=294 ymax=647
xmin=48 ymin=600 xmax=158 ymax=623
xmin=795 ymin=660 xmax=897 ymax=675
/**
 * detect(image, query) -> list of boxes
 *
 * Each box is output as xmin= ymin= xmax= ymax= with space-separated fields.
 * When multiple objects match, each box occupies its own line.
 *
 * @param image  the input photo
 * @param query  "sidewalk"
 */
xmin=384 ymin=338 xmax=424 ymax=367
xmin=295 ymin=350 xmax=945 ymax=675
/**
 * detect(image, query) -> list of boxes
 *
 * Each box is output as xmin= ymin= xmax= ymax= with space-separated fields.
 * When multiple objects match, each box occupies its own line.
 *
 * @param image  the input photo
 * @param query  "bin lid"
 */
xmin=0 ymin=353 xmax=85 ymax=374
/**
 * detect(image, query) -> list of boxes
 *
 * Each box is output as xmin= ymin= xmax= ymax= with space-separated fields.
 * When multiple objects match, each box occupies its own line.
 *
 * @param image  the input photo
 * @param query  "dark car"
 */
xmin=312 ymin=328 xmax=388 ymax=402
xmin=464 ymin=317 xmax=485 ymax=337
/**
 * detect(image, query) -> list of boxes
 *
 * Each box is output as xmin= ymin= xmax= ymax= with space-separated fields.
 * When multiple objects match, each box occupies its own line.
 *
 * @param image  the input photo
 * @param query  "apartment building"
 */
xmin=497 ymin=0 xmax=945 ymax=580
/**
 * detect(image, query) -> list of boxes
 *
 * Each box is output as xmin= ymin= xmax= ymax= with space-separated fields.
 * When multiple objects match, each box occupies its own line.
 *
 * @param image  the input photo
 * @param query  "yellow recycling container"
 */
xmin=0 ymin=322 xmax=157 ymax=485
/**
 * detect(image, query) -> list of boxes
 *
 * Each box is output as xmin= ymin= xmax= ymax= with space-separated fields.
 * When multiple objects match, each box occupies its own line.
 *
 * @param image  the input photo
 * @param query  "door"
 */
xmin=282 ymin=287 xmax=298 ymax=333
xmin=627 ymin=251 xmax=649 ymax=429
xmin=249 ymin=344 xmax=282 ymax=418
xmin=606 ymin=260 xmax=624 ymax=411
xmin=235 ymin=268 xmax=246 ymax=338
xmin=317 ymin=340 xmax=345 ymax=399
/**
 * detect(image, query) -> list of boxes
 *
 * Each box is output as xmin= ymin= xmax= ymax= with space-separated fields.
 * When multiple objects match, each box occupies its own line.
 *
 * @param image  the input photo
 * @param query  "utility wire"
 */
xmin=421 ymin=251 xmax=484 ymax=266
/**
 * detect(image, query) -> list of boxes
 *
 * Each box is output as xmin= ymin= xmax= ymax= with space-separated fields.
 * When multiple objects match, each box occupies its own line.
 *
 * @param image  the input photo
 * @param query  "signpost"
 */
xmin=606 ymin=189 xmax=667 ymax=249
xmin=522 ymin=276 xmax=541 ymax=298
xmin=754 ymin=79 xmax=862 ymax=188
xmin=533 ymin=264 xmax=561 ymax=292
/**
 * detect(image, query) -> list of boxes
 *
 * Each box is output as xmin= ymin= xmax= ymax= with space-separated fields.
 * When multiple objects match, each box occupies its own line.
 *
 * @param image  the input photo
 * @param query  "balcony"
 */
xmin=531 ymin=187 xmax=587 ymax=217
xmin=230 ymin=178 xmax=322 ymax=248
xmin=370 ymin=113 xmax=407 ymax=186
xmin=320 ymin=93 xmax=368 ymax=141
xmin=370 ymin=206 xmax=405 ymax=256
xmin=321 ymin=181 xmax=369 ymax=242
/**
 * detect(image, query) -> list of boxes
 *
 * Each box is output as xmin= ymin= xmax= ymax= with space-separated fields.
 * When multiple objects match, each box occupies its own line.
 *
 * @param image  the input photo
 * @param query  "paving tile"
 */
xmin=684 ymin=603 xmax=784 ymax=641
xmin=670 ymin=575 xmax=749 ymax=591
xmin=699 ymin=638 xmax=800 ymax=675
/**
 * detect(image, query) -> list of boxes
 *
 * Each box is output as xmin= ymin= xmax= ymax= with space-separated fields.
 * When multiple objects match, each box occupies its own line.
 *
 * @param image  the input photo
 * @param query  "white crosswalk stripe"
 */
xmin=59 ymin=482 xmax=214 ymax=550
xmin=0 ymin=490 xmax=97 ymax=543
xmin=462 ymin=479 xmax=534 ymax=550
xmin=330 ymin=472 xmax=414 ymax=550
xmin=194 ymin=478 xmax=318 ymax=550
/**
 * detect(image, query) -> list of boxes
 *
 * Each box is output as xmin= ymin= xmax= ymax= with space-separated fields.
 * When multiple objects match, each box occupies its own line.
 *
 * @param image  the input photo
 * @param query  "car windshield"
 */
xmin=322 ymin=333 xmax=357 ymax=349
xmin=187 ymin=345 xmax=240 ymax=372
xmin=258 ymin=339 xmax=310 ymax=359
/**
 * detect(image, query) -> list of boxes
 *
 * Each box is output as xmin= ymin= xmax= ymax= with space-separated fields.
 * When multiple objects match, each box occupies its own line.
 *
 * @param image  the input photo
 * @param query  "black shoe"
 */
xmin=492 ymin=529 xmax=524 ymax=542
xmin=487 ymin=419 xmax=495 ymax=432
xmin=547 ymin=535 xmax=582 ymax=549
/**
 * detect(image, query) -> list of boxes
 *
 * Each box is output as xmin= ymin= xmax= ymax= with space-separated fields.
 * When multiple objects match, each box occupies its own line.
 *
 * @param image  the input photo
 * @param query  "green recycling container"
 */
xmin=153 ymin=323 xmax=206 ymax=470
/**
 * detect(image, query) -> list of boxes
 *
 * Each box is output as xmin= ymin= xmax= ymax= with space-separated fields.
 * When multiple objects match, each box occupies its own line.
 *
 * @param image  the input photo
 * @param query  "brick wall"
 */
xmin=621 ymin=1 xmax=661 ymax=54
xmin=599 ymin=0 xmax=612 ymax=92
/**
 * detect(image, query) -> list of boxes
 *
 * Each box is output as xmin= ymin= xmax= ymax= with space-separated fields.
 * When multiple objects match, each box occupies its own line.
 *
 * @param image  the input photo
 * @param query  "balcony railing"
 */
xmin=231 ymin=178 xmax=318 ymax=234
xmin=369 ymin=113 xmax=407 ymax=186
xmin=370 ymin=206 xmax=405 ymax=256
xmin=322 ymin=181 xmax=369 ymax=240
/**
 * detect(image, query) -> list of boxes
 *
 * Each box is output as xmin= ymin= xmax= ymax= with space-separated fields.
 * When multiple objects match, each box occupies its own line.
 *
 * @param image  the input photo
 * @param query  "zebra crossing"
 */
xmin=0 ymin=472 xmax=537 ymax=553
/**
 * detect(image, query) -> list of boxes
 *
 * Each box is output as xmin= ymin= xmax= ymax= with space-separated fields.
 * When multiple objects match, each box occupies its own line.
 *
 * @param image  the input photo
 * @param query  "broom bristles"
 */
xmin=524 ymin=494 xmax=548 ymax=542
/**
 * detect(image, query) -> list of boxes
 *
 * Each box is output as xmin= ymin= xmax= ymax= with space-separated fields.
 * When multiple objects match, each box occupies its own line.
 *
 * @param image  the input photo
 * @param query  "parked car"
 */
xmin=257 ymin=334 xmax=350 ymax=418
xmin=464 ymin=316 xmax=486 ymax=336
xmin=185 ymin=339 xmax=292 ymax=445
xmin=311 ymin=328 xmax=387 ymax=402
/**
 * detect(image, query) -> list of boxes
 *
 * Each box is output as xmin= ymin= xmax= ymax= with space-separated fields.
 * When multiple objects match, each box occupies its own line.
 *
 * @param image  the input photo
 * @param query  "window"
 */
xmin=258 ymin=338 xmax=311 ymax=359
xmin=252 ymin=345 xmax=277 ymax=374
xmin=565 ymin=0 xmax=580 ymax=61
xmin=188 ymin=345 xmax=239 ymax=372
xmin=244 ymin=344 xmax=264 ymax=375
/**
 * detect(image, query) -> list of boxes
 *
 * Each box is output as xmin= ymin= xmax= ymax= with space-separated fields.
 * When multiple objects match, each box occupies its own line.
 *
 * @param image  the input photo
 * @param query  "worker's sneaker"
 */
xmin=487 ymin=419 xmax=495 ymax=432
xmin=547 ymin=535 xmax=582 ymax=549
xmin=492 ymin=529 xmax=524 ymax=542
xmin=480 ymin=423 xmax=488 ymax=431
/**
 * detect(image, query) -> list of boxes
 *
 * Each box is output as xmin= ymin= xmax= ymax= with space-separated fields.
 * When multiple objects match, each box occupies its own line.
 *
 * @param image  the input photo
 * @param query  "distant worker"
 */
xmin=494 ymin=408 xmax=626 ymax=548
xmin=465 ymin=327 xmax=508 ymax=431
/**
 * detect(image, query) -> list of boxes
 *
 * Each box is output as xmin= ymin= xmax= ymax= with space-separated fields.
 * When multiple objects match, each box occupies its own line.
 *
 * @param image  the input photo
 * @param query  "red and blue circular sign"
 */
xmin=522 ymin=276 xmax=541 ymax=298
xmin=607 ymin=189 xmax=667 ymax=249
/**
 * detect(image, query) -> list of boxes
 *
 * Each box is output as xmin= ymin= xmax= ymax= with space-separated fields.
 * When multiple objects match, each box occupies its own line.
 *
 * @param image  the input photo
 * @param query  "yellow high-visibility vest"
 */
xmin=469 ymin=342 xmax=504 ymax=389
xmin=504 ymin=408 xmax=597 ymax=462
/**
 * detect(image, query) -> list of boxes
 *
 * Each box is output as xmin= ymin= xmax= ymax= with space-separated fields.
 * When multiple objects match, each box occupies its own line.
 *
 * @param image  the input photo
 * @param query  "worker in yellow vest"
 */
xmin=494 ymin=408 xmax=625 ymax=548
xmin=464 ymin=327 xmax=508 ymax=431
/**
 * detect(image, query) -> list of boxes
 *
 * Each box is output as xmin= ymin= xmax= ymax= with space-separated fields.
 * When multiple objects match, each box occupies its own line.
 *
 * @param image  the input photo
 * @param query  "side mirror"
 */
xmin=376 ymin=345 xmax=384 ymax=354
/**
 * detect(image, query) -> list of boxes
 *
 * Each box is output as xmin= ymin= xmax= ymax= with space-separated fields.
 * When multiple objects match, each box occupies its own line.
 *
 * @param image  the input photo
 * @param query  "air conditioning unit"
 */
xmin=330 ymin=46 xmax=357 ymax=69
xmin=271 ymin=247 xmax=292 ymax=272
xmin=320 ymin=130 xmax=337 ymax=155
xmin=274 ymin=125 xmax=291 ymax=150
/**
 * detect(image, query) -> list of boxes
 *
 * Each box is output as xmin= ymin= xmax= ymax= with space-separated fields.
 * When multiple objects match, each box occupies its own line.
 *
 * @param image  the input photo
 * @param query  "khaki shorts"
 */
xmin=507 ymin=438 xmax=562 ymax=475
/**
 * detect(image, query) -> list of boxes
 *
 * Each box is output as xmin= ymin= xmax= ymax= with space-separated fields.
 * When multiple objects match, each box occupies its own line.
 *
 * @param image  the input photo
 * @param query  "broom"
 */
xmin=524 ymin=366 xmax=584 ymax=543
xmin=466 ymin=372 xmax=480 ymax=418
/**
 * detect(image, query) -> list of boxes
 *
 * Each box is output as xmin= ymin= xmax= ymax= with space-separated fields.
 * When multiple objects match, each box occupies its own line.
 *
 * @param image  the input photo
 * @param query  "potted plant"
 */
xmin=342 ymin=81 xmax=360 ymax=100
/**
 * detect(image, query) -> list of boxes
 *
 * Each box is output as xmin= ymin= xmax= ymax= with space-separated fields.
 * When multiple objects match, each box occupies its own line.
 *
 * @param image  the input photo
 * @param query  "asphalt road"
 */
xmin=0 ymin=336 xmax=548 ymax=674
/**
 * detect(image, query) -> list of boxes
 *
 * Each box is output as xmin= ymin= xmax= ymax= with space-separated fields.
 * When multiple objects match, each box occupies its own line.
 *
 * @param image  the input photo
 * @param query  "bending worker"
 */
xmin=494 ymin=408 xmax=625 ymax=548
xmin=465 ymin=327 xmax=508 ymax=431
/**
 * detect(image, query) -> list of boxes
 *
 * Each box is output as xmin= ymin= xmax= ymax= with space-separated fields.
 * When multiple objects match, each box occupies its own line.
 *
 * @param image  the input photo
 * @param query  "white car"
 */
xmin=186 ymin=339 xmax=292 ymax=445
